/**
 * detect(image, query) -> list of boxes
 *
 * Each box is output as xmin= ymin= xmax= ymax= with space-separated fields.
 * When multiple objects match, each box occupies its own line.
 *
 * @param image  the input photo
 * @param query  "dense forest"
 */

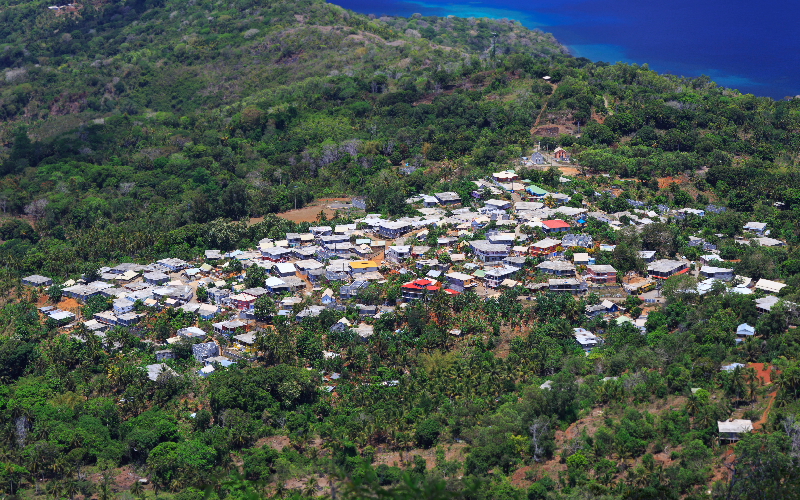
xmin=1 ymin=0 xmax=800 ymax=499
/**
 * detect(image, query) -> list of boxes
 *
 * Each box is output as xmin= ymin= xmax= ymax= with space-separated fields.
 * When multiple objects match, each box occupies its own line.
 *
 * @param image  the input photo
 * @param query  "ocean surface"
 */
xmin=335 ymin=0 xmax=799 ymax=99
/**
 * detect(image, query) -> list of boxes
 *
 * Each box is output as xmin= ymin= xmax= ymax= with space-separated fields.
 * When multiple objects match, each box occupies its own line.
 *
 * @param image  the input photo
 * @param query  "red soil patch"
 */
xmin=746 ymin=363 xmax=779 ymax=430
xmin=559 ymin=166 xmax=580 ymax=176
xmin=657 ymin=176 xmax=687 ymax=189
xmin=746 ymin=362 xmax=775 ymax=385
xmin=37 ymin=295 xmax=82 ymax=315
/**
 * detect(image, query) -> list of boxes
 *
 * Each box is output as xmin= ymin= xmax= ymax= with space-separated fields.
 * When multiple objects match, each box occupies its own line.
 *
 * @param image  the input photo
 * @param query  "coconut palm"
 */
xmin=302 ymin=477 xmax=317 ymax=498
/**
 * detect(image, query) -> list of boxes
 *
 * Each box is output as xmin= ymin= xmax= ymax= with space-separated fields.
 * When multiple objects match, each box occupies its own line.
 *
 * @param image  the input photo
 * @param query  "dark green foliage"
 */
xmin=414 ymin=418 xmax=441 ymax=448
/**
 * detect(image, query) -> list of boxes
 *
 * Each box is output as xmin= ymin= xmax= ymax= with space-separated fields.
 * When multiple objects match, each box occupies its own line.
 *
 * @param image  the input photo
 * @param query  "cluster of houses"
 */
xmin=20 ymin=168 xmax=793 ymax=385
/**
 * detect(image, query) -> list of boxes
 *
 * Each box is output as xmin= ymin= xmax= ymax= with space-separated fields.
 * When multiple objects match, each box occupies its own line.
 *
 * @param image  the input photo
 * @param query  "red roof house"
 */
xmin=401 ymin=279 xmax=440 ymax=301
xmin=541 ymin=219 xmax=570 ymax=234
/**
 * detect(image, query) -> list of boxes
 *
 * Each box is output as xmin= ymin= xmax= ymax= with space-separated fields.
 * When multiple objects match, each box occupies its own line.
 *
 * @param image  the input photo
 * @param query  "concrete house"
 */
xmin=434 ymin=192 xmax=461 ymax=206
xmin=401 ymin=279 xmax=440 ymax=301
xmin=208 ymin=288 xmax=230 ymax=305
xmin=273 ymin=262 xmax=297 ymax=277
xmin=470 ymin=240 xmax=509 ymax=262
xmin=321 ymin=288 xmax=336 ymax=305
xmin=155 ymin=350 xmax=175 ymax=362
xmin=445 ymin=272 xmax=475 ymax=292
xmin=561 ymin=234 xmax=592 ymax=248
xmin=350 ymin=260 xmax=378 ymax=274
xmin=386 ymin=245 xmax=411 ymax=263
xmin=530 ymin=238 xmax=562 ymax=258
xmin=484 ymin=199 xmax=512 ymax=211
xmin=23 ymin=275 xmax=53 ymax=287
xmin=192 ymin=342 xmax=219 ymax=363
xmin=113 ymin=297 xmax=135 ymax=315
xmin=573 ymin=253 xmax=593 ymax=266
xmin=143 ymin=271 xmax=170 ymax=285
xmin=229 ymin=293 xmax=257 ymax=311
xmin=549 ymin=278 xmax=587 ymax=294
xmin=536 ymin=260 xmax=576 ymax=277
xmin=146 ymin=363 xmax=177 ymax=382
xmin=377 ymin=221 xmax=411 ymax=239
xmin=486 ymin=232 xmax=516 ymax=246
xmin=261 ymin=246 xmax=292 ymax=262
xmin=553 ymin=147 xmax=570 ymax=161
xmin=586 ymin=264 xmax=617 ymax=284
xmin=484 ymin=266 xmax=518 ymax=288
xmin=197 ymin=304 xmax=219 ymax=320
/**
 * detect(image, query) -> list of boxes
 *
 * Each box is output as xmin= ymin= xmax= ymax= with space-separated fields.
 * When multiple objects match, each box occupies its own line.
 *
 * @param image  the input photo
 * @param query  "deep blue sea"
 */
xmin=335 ymin=0 xmax=799 ymax=99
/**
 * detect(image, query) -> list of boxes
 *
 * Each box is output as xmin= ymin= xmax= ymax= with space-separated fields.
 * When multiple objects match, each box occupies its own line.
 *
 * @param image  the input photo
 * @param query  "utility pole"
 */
xmin=294 ymin=185 xmax=297 ymax=210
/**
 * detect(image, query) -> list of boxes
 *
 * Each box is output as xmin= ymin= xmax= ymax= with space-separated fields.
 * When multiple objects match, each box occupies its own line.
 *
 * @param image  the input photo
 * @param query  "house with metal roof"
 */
xmin=647 ymin=259 xmax=688 ymax=279
xmin=401 ymin=279 xmax=441 ymax=301
xmin=470 ymin=240 xmax=509 ymax=262
xmin=434 ymin=192 xmax=461 ymax=205
xmin=700 ymin=266 xmax=734 ymax=281
xmin=549 ymin=278 xmax=587 ymax=294
xmin=718 ymin=419 xmax=752 ymax=442
xmin=484 ymin=266 xmax=518 ymax=288
xmin=536 ymin=260 xmax=576 ymax=276
xmin=755 ymin=279 xmax=786 ymax=295
xmin=541 ymin=219 xmax=570 ymax=234
xmin=526 ymin=185 xmax=548 ymax=197
xmin=23 ymin=275 xmax=53 ymax=287
xmin=530 ymin=238 xmax=562 ymax=258
xmin=743 ymin=222 xmax=767 ymax=235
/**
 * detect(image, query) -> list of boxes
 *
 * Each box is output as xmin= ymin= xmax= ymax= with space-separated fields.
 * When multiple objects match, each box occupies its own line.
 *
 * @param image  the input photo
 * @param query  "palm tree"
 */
xmin=695 ymin=410 xmax=713 ymax=430
xmin=747 ymin=377 xmax=759 ymax=405
xmin=302 ymin=477 xmax=317 ymax=498
xmin=64 ymin=479 xmax=79 ymax=500
xmin=130 ymin=479 xmax=143 ymax=499
xmin=273 ymin=482 xmax=287 ymax=499
xmin=46 ymin=480 xmax=61 ymax=500
xmin=685 ymin=393 xmax=700 ymax=419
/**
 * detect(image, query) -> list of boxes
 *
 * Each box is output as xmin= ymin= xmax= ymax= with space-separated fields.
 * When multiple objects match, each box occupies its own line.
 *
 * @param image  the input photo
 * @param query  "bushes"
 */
xmin=414 ymin=418 xmax=441 ymax=448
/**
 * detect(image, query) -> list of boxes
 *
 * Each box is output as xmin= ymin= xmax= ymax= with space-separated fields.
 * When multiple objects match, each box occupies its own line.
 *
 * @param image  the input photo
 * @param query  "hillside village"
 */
xmin=2 ymin=0 xmax=800 ymax=495
xmin=21 ymin=163 xmax=797 ymax=451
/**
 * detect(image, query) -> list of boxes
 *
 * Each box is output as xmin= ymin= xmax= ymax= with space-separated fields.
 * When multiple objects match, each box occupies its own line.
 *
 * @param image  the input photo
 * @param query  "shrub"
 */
xmin=414 ymin=418 xmax=441 ymax=448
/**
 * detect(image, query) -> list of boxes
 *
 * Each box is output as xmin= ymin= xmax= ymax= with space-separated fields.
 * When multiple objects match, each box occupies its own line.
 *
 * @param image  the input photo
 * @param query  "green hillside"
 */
xmin=0 ymin=2 xmax=800 ymax=500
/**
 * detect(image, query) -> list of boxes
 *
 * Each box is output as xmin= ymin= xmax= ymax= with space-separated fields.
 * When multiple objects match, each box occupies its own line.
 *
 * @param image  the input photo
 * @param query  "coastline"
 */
xmin=333 ymin=0 xmax=797 ymax=99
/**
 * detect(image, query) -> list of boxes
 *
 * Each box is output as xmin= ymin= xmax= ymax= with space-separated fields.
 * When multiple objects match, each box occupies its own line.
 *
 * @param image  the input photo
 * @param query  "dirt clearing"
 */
xmin=249 ymin=198 xmax=354 ymax=225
